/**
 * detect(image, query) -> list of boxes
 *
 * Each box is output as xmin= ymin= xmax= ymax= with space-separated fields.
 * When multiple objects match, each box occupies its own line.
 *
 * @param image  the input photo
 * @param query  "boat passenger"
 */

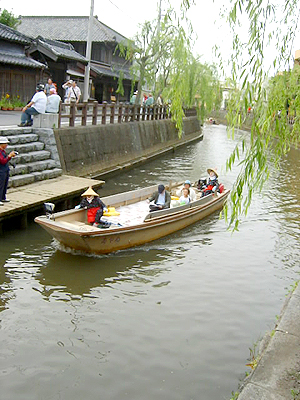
xmin=148 ymin=184 xmax=171 ymax=212
xmin=179 ymin=188 xmax=191 ymax=205
xmin=176 ymin=180 xmax=196 ymax=201
xmin=201 ymin=168 xmax=219 ymax=197
xmin=76 ymin=187 xmax=108 ymax=227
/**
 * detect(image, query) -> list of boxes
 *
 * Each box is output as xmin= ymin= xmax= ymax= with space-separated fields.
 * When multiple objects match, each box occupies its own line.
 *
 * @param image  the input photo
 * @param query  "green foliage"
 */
xmin=116 ymin=71 xmax=124 ymax=96
xmin=0 ymin=8 xmax=20 ymax=29
xmin=219 ymin=0 xmax=300 ymax=230
xmin=229 ymin=392 xmax=239 ymax=400
xmin=117 ymin=2 xmax=221 ymax=135
xmin=291 ymin=388 xmax=300 ymax=399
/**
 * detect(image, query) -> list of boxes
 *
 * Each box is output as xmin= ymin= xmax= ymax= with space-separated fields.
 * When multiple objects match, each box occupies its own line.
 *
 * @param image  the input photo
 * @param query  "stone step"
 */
xmin=7 ymin=134 xmax=39 ymax=145
xmin=13 ymin=150 xmax=51 ymax=164
xmin=7 ymin=141 xmax=44 ymax=154
xmin=10 ymin=159 xmax=59 ymax=176
xmin=9 ymin=168 xmax=63 ymax=188
xmin=0 ymin=127 xmax=33 ymax=136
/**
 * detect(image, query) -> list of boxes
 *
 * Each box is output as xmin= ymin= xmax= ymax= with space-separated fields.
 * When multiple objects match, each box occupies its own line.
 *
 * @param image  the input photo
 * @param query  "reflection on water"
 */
xmin=1 ymin=124 xmax=300 ymax=400
xmin=40 ymin=246 xmax=178 ymax=298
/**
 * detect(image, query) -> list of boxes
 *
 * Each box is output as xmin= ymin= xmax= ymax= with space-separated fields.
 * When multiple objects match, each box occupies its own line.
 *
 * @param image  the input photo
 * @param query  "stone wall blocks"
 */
xmin=55 ymin=117 xmax=202 ymax=176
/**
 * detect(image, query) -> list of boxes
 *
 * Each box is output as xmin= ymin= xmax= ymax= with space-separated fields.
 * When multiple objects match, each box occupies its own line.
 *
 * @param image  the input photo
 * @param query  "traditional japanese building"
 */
xmin=0 ymin=22 xmax=45 ymax=103
xmin=18 ymin=16 xmax=135 ymax=103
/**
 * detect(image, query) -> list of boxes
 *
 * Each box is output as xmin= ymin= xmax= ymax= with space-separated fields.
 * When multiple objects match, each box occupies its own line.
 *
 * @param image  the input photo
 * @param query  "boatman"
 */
xmin=76 ymin=187 xmax=109 ymax=228
xmin=147 ymin=184 xmax=171 ymax=212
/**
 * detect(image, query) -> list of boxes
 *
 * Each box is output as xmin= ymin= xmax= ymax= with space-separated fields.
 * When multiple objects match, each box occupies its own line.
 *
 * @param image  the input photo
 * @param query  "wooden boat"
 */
xmin=35 ymin=183 xmax=230 ymax=254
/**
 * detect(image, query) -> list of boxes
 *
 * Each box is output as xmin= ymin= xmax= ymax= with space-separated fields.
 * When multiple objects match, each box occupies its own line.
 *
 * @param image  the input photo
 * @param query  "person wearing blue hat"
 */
xmin=147 ymin=184 xmax=171 ymax=212
xmin=176 ymin=179 xmax=196 ymax=201
xmin=0 ymin=136 xmax=17 ymax=205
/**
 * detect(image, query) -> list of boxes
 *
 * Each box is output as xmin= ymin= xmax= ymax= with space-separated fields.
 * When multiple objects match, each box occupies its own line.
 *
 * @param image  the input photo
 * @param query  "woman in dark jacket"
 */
xmin=201 ymin=168 xmax=219 ymax=197
xmin=0 ymin=136 xmax=16 ymax=205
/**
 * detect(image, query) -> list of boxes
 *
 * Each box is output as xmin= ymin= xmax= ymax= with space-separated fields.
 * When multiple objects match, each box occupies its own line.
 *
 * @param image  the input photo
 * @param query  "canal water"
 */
xmin=1 ymin=124 xmax=300 ymax=400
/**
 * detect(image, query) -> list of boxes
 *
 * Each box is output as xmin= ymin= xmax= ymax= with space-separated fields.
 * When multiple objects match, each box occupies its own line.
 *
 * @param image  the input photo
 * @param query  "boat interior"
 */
xmin=38 ymin=183 xmax=224 ymax=232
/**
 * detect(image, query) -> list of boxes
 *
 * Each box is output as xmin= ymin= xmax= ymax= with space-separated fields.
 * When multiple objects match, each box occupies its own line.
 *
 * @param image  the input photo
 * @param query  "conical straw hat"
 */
xmin=81 ymin=186 xmax=99 ymax=197
xmin=207 ymin=168 xmax=218 ymax=178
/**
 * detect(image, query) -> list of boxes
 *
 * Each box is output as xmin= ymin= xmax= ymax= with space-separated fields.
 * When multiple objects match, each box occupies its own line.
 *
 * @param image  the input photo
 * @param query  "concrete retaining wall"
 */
xmin=54 ymin=117 xmax=202 ymax=178
xmin=211 ymin=110 xmax=253 ymax=130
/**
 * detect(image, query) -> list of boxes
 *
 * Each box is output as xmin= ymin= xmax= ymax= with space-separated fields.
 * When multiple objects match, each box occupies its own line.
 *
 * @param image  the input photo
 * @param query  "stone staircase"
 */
xmin=0 ymin=127 xmax=62 ymax=188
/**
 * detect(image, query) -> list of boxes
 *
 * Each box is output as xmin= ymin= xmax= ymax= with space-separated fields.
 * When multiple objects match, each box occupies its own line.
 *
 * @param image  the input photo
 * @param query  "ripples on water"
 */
xmin=1 ymin=124 xmax=300 ymax=400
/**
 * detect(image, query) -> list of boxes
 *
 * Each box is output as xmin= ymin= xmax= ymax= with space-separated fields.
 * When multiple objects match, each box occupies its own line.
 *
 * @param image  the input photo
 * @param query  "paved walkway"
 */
xmin=0 ymin=110 xmax=21 ymax=128
xmin=238 ymin=283 xmax=300 ymax=399
xmin=0 ymin=175 xmax=104 ymax=221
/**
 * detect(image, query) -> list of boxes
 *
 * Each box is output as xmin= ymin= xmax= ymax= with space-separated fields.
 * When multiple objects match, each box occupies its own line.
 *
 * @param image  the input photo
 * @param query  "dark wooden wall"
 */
xmin=0 ymin=65 xmax=41 ymax=103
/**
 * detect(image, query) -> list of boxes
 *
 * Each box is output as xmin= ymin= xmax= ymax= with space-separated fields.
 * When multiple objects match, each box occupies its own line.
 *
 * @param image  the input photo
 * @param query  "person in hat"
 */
xmin=76 ymin=187 xmax=108 ymax=227
xmin=130 ymin=91 xmax=138 ymax=105
xmin=176 ymin=179 xmax=197 ymax=201
xmin=147 ymin=184 xmax=171 ymax=212
xmin=0 ymin=137 xmax=17 ymax=205
xmin=201 ymin=168 xmax=219 ymax=197
xmin=18 ymin=83 xmax=47 ymax=127
xmin=62 ymin=80 xmax=73 ymax=103
xmin=67 ymin=80 xmax=81 ymax=104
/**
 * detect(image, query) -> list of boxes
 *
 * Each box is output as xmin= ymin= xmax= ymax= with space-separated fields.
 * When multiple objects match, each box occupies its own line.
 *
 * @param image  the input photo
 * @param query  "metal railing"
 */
xmin=58 ymin=101 xmax=197 ymax=128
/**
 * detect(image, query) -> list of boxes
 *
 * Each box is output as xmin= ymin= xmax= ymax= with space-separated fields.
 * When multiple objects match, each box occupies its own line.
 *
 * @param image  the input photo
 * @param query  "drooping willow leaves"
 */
xmin=223 ymin=0 xmax=300 ymax=230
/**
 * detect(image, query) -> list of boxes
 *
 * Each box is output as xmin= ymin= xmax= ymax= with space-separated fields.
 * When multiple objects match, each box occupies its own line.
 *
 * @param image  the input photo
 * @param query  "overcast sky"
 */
xmin=1 ymin=0 xmax=299 ymax=76
xmin=0 ymin=0 xmax=232 ymax=70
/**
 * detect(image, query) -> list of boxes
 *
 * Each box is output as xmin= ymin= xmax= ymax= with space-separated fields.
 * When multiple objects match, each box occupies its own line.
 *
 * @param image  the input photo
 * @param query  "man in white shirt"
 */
xmin=19 ymin=83 xmax=47 ymax=127
xmin=68 ymin=81 xmax=81 ymax=104
xmin=62 ymin=80 xmax=72 ymax=102
xmin=46 ymin=88 xmax=61 ymax=113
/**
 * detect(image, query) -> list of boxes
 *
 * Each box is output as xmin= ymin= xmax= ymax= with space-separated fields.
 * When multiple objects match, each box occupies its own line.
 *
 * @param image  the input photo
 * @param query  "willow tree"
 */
xmin=117 ymin=2 xmax=221 ymax=135
xmin=117 ymin=8 xmax=180 ymax=105
xmin=217 ymin=0 xmax=300 ymax=230
xmin=161 ymin=42 xmax=221 ymax=134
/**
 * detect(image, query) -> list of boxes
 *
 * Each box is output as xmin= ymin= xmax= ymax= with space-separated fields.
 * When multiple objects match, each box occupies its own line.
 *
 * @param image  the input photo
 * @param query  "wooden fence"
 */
xmin=58 ymin=101 xmax=197 ymax=128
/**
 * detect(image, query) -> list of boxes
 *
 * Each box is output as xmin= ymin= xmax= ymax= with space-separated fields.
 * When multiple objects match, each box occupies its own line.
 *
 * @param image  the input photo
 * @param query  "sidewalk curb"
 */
xmin=237 ymin=283 xmax=300 ymax=399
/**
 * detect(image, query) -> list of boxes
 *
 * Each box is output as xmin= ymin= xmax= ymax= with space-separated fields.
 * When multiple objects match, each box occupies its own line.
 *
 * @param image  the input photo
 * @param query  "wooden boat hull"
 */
xmin=35 ymin=186 xmax=230 ymax=254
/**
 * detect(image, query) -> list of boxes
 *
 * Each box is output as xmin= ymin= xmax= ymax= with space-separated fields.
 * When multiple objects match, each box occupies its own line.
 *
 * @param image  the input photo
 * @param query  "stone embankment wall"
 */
xmin=211 ymin=110 xmax=253 ymax=130
xmin=54 ymin=117 xmax=202 ymax=178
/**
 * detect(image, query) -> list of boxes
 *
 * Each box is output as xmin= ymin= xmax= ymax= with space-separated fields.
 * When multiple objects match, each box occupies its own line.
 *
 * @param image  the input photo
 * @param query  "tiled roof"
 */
xmin=18 ymin=16 xmax=128 ymax=43
xmin=32 ymin=36 xmax=87 ymax=62
xmin=0 ymin=22 xmax=31 ymax=44
xmin=91 ymin=62 xmax=132 ymax=80
xmin=0 ymin=51 xmax=45 ymax=68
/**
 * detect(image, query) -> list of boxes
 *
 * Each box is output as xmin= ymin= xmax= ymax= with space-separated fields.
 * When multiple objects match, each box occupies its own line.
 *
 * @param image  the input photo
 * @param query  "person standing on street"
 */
xmin=44 ymin=78 xmax=56 ymax=96
xmin=0 ymin=137 xmax=16 ymax=205
xmin=145 ymin=93 xmax=154 ymax=107
xmin=68 ymin=80 xmax=81 ymax=104
xmin=62 ymin=80 xmax=73 ymax=103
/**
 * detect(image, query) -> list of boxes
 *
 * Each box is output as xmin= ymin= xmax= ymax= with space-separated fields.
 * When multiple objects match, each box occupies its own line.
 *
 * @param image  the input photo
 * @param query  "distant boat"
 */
xmin=35 ymin=183 xmax=230 ymax=254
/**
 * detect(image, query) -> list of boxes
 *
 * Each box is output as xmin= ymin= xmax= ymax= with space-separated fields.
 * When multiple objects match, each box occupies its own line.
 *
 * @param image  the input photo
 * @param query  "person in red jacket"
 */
xmin=201 ymin=168 xmax=219 ymax=197
xmin=0 ymin=136 xmax=16 ymax=205
xmin=76 ymin=187 xmax=108 ymax=227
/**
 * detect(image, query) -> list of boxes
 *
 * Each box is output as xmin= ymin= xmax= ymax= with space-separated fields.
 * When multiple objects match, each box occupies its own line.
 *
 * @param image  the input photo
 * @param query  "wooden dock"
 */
xmin=0 ymin=175 xmax=105 ymax=232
